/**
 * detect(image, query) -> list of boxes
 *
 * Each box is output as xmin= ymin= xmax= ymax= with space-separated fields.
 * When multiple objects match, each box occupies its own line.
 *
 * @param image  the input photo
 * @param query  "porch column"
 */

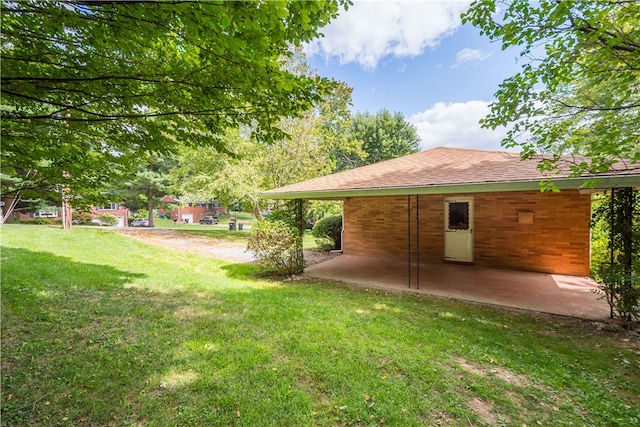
xmin=408 ymin=195 xmax=411 ymax=288
xmin=416 ymin=194 xmax=420 ymax=290
xmin=294 ymin=199 xmax=304 ymax=273
xmin=407 ymin=195 xmax=421 ymax=289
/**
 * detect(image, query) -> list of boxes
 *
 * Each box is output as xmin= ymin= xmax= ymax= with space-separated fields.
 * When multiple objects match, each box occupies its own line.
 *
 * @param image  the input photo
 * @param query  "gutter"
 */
xmin=260 ymin=176 xmax=640 ymax=200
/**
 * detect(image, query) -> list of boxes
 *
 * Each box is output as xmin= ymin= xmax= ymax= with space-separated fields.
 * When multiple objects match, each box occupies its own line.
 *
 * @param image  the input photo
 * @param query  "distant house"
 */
xmin=263 ymin=147 xmax=639 ymax=277
xmin=157 ymin=198 xmax=227 ymax=224
xmin=13 ymin=209 xmax=60 ymax=221
xmin=11 ymin=202 xmax=130 ymax=227
xmin=92 ymin=203 xmax=130 ymax=227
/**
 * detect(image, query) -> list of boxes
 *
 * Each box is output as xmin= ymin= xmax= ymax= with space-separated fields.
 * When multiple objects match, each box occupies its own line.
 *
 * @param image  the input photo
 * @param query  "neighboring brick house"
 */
xmin=263 ymin=147 xmax=639 ymax=277
xmin=14 ymin=209 xmax=61 ymax=220
xmin=11 ymin=202 xmax=130 ymax=227
xmin=92 ymin=203 xmax=130 ymax=227
xmin=157 ymin=198 xmax=227 ymax=223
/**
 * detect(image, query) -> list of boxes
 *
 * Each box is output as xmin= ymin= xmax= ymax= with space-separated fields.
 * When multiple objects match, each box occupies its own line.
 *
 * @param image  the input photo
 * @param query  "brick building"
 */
xmin=157 ymin=198 xmax=227 ymax=223
xmin=263 ymin=147 xmax=639 ymax=277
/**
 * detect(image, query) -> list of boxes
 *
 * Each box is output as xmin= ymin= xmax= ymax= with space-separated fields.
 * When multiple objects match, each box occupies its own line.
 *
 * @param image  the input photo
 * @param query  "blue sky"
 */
xmin=304 ymin=0 xmax=524 ymax=151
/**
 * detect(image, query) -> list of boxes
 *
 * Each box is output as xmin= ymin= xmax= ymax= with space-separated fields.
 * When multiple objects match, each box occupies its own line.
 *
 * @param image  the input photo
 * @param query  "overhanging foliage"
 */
xmin=462 ymin=0 xmax=640 ymax=177
xmin=1 ymin=0 xmax=350 ymax=207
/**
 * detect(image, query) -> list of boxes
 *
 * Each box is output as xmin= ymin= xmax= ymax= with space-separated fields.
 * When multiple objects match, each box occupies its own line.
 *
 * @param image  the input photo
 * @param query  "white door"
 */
xmin=181 ymin=213 xmax=194 ymax=224
xmin=444 ymin=197 xmax=474 ymax=262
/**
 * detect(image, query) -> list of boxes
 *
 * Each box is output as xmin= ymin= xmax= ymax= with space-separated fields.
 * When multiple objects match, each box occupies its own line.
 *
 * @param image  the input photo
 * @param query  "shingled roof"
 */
xmin=263 ymin=147 xmax=639 ymax=200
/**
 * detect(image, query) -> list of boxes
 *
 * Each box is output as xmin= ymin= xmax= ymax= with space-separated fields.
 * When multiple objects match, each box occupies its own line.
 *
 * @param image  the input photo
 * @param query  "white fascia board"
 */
xmin=260 ymin=176 xmax=640 ymax=200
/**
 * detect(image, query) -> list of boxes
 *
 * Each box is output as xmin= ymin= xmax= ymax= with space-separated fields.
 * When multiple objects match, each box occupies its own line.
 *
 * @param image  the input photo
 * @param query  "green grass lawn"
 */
xmin=1 ymin=225 xmax=639 ymax=426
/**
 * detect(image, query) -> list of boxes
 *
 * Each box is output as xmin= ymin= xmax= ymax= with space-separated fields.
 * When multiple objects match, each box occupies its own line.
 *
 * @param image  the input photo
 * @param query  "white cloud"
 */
xmin=409 ymin=100 xmax=510 ymax=151
xmin=307 ymin=0 xmax=471 ymax=70
xmin=452 ymin=48 xmax=491 ymax=67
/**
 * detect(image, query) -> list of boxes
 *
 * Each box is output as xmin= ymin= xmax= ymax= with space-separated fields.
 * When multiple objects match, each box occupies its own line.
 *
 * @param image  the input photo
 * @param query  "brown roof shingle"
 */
xmin=263 ymin=147 xmax=639 ymax=199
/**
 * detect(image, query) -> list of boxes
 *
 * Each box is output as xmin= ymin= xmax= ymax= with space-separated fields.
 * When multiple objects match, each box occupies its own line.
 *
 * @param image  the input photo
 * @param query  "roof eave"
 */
xmin=260 ymin=176 xmax=640 ymax=200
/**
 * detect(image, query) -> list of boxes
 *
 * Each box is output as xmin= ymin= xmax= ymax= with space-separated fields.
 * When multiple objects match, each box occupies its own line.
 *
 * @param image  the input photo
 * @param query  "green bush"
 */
xmin=97 ymin=213 xmax=118 ymax=226
xmin=311 ymin=215 xmax=342 ymax=251
xmin=262 ymin=209 xmax=293 ymax=225
xmin=18 ymin=218 xmax=52 ymax=225
xmin=591 ymin=188 xmax=639 ymax=327
xmin=247 ymin=220 xmax=304 ymax=276
xmin=594 ymin=263 xmax=640 ymax=325
xmin=72 ymin=212 xmax=93 ymax=224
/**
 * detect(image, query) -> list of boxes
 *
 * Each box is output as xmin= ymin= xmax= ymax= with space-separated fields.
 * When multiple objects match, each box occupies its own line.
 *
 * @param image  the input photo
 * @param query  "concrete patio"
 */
xmin=303 ymin=254 xmax=611 ymax=320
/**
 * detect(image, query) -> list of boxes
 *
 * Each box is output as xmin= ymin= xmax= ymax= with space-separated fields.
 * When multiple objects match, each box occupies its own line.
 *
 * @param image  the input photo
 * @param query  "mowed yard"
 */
xmin=1 ymin=226 xmax=639 ymax=426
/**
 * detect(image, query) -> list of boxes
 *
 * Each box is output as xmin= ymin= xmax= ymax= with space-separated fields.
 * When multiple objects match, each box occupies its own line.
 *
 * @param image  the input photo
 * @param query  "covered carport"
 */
xmin=261 ymin=147 xmax=639 ymax=319
xmin=303 ymin=254 xmax=609 ymax=320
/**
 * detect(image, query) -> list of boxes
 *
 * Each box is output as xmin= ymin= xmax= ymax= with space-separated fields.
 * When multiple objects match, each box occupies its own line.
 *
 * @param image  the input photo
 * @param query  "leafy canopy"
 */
xmin=171 ymin=51 xmax=357 ymax=215
xmin=339 ymin=109 xmax=420 ymax=171
xmin=462 ymin=0 xmax=640 ymax=176
xmin=1 ymin=0 xmax=350 ymax=206
xmin=114 ymin=155 xmax=177 ymax=227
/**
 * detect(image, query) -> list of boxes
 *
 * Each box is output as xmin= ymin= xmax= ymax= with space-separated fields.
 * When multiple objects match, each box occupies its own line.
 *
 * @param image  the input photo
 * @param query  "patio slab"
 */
xmin=303 ymin=254 xmax=610 ymax=320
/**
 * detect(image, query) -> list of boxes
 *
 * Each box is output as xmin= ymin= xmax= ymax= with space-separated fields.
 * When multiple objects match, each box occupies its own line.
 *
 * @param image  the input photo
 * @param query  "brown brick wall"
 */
xmin=343 ymin=190 xmax=592 ymax=276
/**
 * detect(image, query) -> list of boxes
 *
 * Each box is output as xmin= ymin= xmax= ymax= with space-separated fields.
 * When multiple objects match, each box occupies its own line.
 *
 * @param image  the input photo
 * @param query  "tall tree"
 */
xmin=172 ymin=84 xmax=357 ymax=215
xmin=462 ymin=0 xmax=640 ymax=176
xmin=116 ymin=156 xmax=177 ymax=228
xmin=339 ymin=109 xmax=420 ymax=170
xmin=172 ymin=53 xmax=357 ymax=215
xmin=1 ymin=0 xmax=349 ymax=210
xmin=170 ymin=128 xmax=262 ymax=214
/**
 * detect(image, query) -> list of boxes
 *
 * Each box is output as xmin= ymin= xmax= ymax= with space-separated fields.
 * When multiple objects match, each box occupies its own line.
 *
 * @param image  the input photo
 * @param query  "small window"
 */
xmin=97 ymin=203 xmax=118 ymax=211
xmin=448 ymin=202 xmax=469 ymax=230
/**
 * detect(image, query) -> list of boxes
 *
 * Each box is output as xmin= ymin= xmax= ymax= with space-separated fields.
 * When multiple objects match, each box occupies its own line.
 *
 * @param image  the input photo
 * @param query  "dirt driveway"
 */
xmin=110 ymin=228 xmax=334 ymax=266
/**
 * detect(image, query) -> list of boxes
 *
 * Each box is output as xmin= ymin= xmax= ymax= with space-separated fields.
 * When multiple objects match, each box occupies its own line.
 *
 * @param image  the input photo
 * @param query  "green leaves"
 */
xmin=341 ymin=109 xmax=420 ymax=171
xmin=171 ymin=49 xmax=355 ymax=214
xmin=247 ymin=219 xmax=304 ymax=276
xmin=1 ymin=0 xmax=350 ymax=204
xmin=462 ymin=0 xmax=640 ymax=177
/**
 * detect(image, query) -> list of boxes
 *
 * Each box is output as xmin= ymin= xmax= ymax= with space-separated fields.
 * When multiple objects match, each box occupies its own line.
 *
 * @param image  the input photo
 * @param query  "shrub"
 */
xmin=18 ymin=218 xmax=52 ymax=225
xmin=594 ymin=263 xmax=640 ymax=326
xmin=311 ymin=215 xmax=342 ymax=251
xmin=72 ymin=212 xmax=93 ymax=224
xmin=247 ymin=220 xmax=304 ymax=276
xmin=591 ymin=188 xmax=639 ymax=328
xmin=262 ymin=209 xmax=293 ymax=225
xmin=97 ymin=213 xmax=118 ymax=226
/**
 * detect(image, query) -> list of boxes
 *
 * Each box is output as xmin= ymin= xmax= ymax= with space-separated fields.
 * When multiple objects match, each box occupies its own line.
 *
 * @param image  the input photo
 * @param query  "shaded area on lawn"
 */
xmin=1 ymin=247 xmax=148 ymax=317
xmin=1 ymin=226 xmax=639 ymax=426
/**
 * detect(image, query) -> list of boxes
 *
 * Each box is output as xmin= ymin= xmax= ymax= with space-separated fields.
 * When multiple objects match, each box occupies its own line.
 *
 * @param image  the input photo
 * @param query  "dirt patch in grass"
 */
xmin=454 ymin=357 xmax=532 ymax=388
xmin=112 ymin=228 xmax=255 ymax=262
xmin=173 ymin=306 xmax=210 ymax=321
xmin=453 ymin=356 xmax=536 ymax=424
xmin=467 ymin=396 xmax=499 ymax=425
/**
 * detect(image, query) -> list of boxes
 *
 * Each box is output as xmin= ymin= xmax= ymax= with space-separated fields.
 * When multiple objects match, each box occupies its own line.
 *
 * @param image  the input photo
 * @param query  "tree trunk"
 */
xmin=1 ymin=194 xmax=18 ymax=225
xmin=147 ymin=187 xmax=154 ymax=228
